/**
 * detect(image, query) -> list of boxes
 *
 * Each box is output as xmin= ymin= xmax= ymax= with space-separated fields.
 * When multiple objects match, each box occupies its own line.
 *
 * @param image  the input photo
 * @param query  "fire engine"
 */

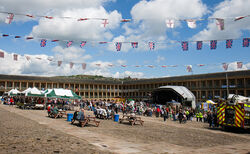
xmin=217 ymin=94 xmax=250 ymax=129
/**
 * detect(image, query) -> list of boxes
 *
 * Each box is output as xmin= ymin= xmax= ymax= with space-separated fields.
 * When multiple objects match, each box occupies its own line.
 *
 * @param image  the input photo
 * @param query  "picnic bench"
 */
xmin=119 ymin=115 xmax=144 ymax=126
xmin=49 ymin=110 xmax=67 ymax=119
xmin=72 ymin=116 xmax=100 ymax=127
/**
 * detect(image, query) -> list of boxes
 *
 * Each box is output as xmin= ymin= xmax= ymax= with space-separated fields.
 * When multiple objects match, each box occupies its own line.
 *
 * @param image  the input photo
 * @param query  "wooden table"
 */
xmin=72 ymin=116 xmax=100 ymax=127
xmin=119 ymin=115 xmax=144 ymax=126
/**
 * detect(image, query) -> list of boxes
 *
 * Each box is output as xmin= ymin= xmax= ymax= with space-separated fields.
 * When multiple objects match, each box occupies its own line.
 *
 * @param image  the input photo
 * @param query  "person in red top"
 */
xmin=10 ymin=97 xmax=14 ymax=106
xmin=47 ymin=105 xmax=51 ymax=116
xmin=156 ymin=107 xmax=160 ymax=117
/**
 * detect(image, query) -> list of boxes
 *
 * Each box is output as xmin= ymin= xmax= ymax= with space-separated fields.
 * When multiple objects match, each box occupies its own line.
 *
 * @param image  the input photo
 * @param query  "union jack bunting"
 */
xmin=161 ymin=65 xmax=167 ymax=68
xmin=237 ymin=62 xmax=243 ymax=69
xmin=182 ymin=41 xmax=188 ymax=51
xmin=95 ymin=64 xmax=101 ymax=67
xmin=186 ymin=19 xmax=196 ymax=29
xmin=58 ymin=61 xmax=62 ymax=67
xmin=216 ymin=18 xmax=224 ymax=30
xmin=186 ymin=65 xmax=192 ymax=72
xmin=15 ymin=36 xmax=21 ymax=38
xmin=26 ymin=37 xmax=34 ymax=40
xmin=116 ymin=42 xmax=122 ymax=51
xmin=5 ymin=13 xmax=14 ymax=24
xmin=243 ymin=38 xmax=249 ymax=47
xmin=82 ymin=63 xmax=86 ymax=70
xmin=121 ymin=65 xmax=127 ymax=67
xmin=51 ymin=40 xmax=59 ymax=42
xmin=148 ymin=42 xmax=155 ymax=50
xmin=210 ymin=40 xmax=217 ymax=50
xmin=2 ymin=34 xmax=9 ymax=37
xmin=80 ymin=41 xmax=87 ymax=48
xmin=0 ymin=52 xmax=4 ymax=58
xmin=131 ymin=42 xmax=138 ymax=48
xmin=166 ymin=19 xmax=175 ymax=28
xmin=47 ymin=57 xmax=53 ymax=61
xmin=234 ymin=16 xmax=247 ymax=21
xmin=40 ymin=39 xmax=47 ymax=47
xmin=222 ymin=63 xmax=228 ymax=71
xmin=197 ymin=41 xmax=203 ymax=50
xmin=108 ymin=64 xmax=113 ymax=67
xmin=70 ymin=62 xmax=74 ymax=69
xmin=26 ymin=14 xmax=34 ymax=18
xmin=197 ymin=64 xmax=205 ymax=67
xmin=226 ymin=39 xmax=233 ymax=48
xmin=13 ymin=54 xmax=18 ymax=61
xmin=66 ymin=41 xmax=73 ymax=48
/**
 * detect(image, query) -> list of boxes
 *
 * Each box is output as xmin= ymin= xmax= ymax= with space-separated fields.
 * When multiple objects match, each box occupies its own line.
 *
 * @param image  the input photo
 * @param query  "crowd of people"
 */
xmin=1 ymin=95 xmax=218 ymax=127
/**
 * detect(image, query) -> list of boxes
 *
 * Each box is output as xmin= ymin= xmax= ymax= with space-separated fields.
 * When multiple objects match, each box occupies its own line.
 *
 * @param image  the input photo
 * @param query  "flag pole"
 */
xmin=226 ymin=72 xmax=229 ymax=97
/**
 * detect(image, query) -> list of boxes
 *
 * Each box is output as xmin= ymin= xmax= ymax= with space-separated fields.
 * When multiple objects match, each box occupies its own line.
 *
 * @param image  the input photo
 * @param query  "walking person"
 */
xmin=163 ymin=107 xmax=168 ymax=122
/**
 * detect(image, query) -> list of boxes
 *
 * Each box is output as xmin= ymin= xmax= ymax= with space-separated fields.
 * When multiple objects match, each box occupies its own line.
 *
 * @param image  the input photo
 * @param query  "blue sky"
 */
xmin=0 ymin=0 xmax=249 ymax=78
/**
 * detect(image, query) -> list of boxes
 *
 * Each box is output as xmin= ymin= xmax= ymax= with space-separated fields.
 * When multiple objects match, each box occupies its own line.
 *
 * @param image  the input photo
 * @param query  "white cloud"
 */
xmin=192 ymin=0 xmax=250 ymax=41
xmin=224 ymin=61 xmax=248 ymax=71
xmin=113 ymin=71 xmax=144 ymax=78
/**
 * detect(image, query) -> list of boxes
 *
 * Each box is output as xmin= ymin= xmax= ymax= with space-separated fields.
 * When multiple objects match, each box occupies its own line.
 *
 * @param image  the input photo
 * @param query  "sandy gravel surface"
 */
xmin=0 ymin=104 xmax=250 ymax=154
xmin=0 ymin=106 xmax=111 ymax=154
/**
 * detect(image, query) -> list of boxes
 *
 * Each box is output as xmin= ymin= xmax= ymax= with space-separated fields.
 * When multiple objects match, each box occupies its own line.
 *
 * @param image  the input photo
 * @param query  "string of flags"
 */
xmin=1 ymin=11 xmax=250 ymax=30
xmin=0 ymin=50 xmax=247 ymax=72
xmin=1 ymin=33 xmax=249 ymax=51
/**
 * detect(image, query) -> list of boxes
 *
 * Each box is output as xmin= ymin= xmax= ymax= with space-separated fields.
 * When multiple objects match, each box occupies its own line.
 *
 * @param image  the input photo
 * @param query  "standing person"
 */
xmin=207 ymin=111 xmax=212 ymax=127
xmin=196 ymin=112 xmax=199 ymax=122
xmin=156 ymin=107 xmax=160 ymax=117
xmin=178 ymin=111 xmax=184 ymax=124
xmin=163 ymin=107 xmax=168 ymax=122
xmin=199 ymin=111 xmax=203 ymax=122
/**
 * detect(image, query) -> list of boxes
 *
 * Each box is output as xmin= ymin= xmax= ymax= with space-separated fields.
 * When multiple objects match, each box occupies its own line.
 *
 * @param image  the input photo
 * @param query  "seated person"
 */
xmin=77 ymin=108 xmax=85 ymax=121
xmin=52 ymin=105 xmax=59 ymax=115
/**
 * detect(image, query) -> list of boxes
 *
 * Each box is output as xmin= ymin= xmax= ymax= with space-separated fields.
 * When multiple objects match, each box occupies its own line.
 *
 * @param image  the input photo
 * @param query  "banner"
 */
xmin=182 ymin=41 xmax=188 ymax=51
xmin=40 ymin=39 xmax=47 ymax=47
xmin=131 ymin=42 xmax=138 ymax=48
xmin=5 ymin=13 xmax=14 ymax=24
xmin=197 ymin=41 xmax=203 ymax=50
xmin=186 ymin=19 xmax=196 ymax=28
xmin=116 ymin=42 xmax=122 ymax=51
xmin=222 ymin=63 xmax=228 ymax=71
xmin=82 ymin=63 xmax=86 ymax=70
xmin=148 ymin=42 xmax=155 ymax=50
xmin=226 ymin=39 xmax=233 ymax=48
xmin=216 ymin=18 xmax=224 ymax=30
xmin=13 ymin=54 xmax=18 ymax=61
xmin=210 ymin=40 xmax=217 ymax=50
xmin=58 ymin=61 xmax=62 ymax=67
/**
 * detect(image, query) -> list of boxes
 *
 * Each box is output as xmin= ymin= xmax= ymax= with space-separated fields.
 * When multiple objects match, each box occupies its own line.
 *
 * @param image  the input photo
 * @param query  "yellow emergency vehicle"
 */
xmin=217 ymin=94 xmax=250 ymax=129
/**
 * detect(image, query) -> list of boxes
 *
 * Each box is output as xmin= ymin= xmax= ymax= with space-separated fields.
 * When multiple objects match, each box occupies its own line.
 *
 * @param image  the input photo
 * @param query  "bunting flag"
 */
xmin=15 ymin=36 xmax=21 ymax=38
xmin=25 ymin=56 xmax=30 ymax=61
xmin=36 ymin=57 xmax=42 ymax=60
xmin=58 ymin=61 xmax=62 ymax=67
xmin=51 ymin=40 xmax=59 ymax=42
xmin=121 ymin=19 xmax=131 ymax=22
xmin=2 ymin=34 xmax=9 ymax=37
xmin=102 ymin=19 xmax=109 ymax=27
xmin=234 ymin=16 xmax=247 ymax=21
xmin=5 ymin=13 xmax=14 ymax=24
xmin=40 ymin=39 xmax=47 ymax=47
xmin=96 ymin=64 xmax=101 ymax=67
xmin=135 ymin=65 xmax=140 ymax=67
xmin=0 ymin=52 xmax=4 ymax=58
xmin=198 ymin=64 xmax=205 ymax=67
xmin=226 ymin=39 xmax=233 ymax=48
xmin=47 ymin=57 xmax=53 ymax=61
xmin=237 ymin=62 xmax=243 ymax=69
xmin=116 ymin=42 xmax=122 ymax=51
xmin=166 ymin=19 xmax=175 ymax=28
xmin=45 ymin=16 xmax=53 ymax=19
xmin=26 ymin=14 xmax=34 ymax=18
xmin=148 ymin=42 xmax=155 ymax=50
xmin=186 ymin=19 xmax=196 ymax=28
xmin=99 ymin=42 xmax=108 ymax=44
xmin=243 ymin=38 xmax=249 ymax=47
xmin=210 ymin=40 xmax=217 ymax=50
xmin=186 ymin=65 xmax=192 ymax=72
xmin=26 ymin=37 xmax=34 ymax=40
xmin=108 ymin=64 xmax=113 ymax=67
xmin=66 ymin=41 xmax=73 ymax=48
xmin=148 ymin=65 xmax=154 ymax=68
xmin=216 ymin=18 xmax=224 ymax=30
xmin=121 ymin=65 xmax=127 ymax=67
xmin=131 ymin=42 xmax=138 ymax=48
xmin=77 ymin=18 xmax=88 ymax=21
xmin=197 ymin=41 xmax=203 ymax=50
xmin=80 ymin=41 xmax=87 ymax=48
xmin=182 ymin=41 xmax=188 ymax=51
xmin=222 ymin=63 xmax=228 ymax=71
xmin=161 ymin=65 xmax=167 ymax=68
xmin=82 ymin=63 xmax=86 ymax=70
xmin=13 ymin=54 xmax=18 ymax=61
xmin=70 ymin=62 xmax=74 ymax=69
